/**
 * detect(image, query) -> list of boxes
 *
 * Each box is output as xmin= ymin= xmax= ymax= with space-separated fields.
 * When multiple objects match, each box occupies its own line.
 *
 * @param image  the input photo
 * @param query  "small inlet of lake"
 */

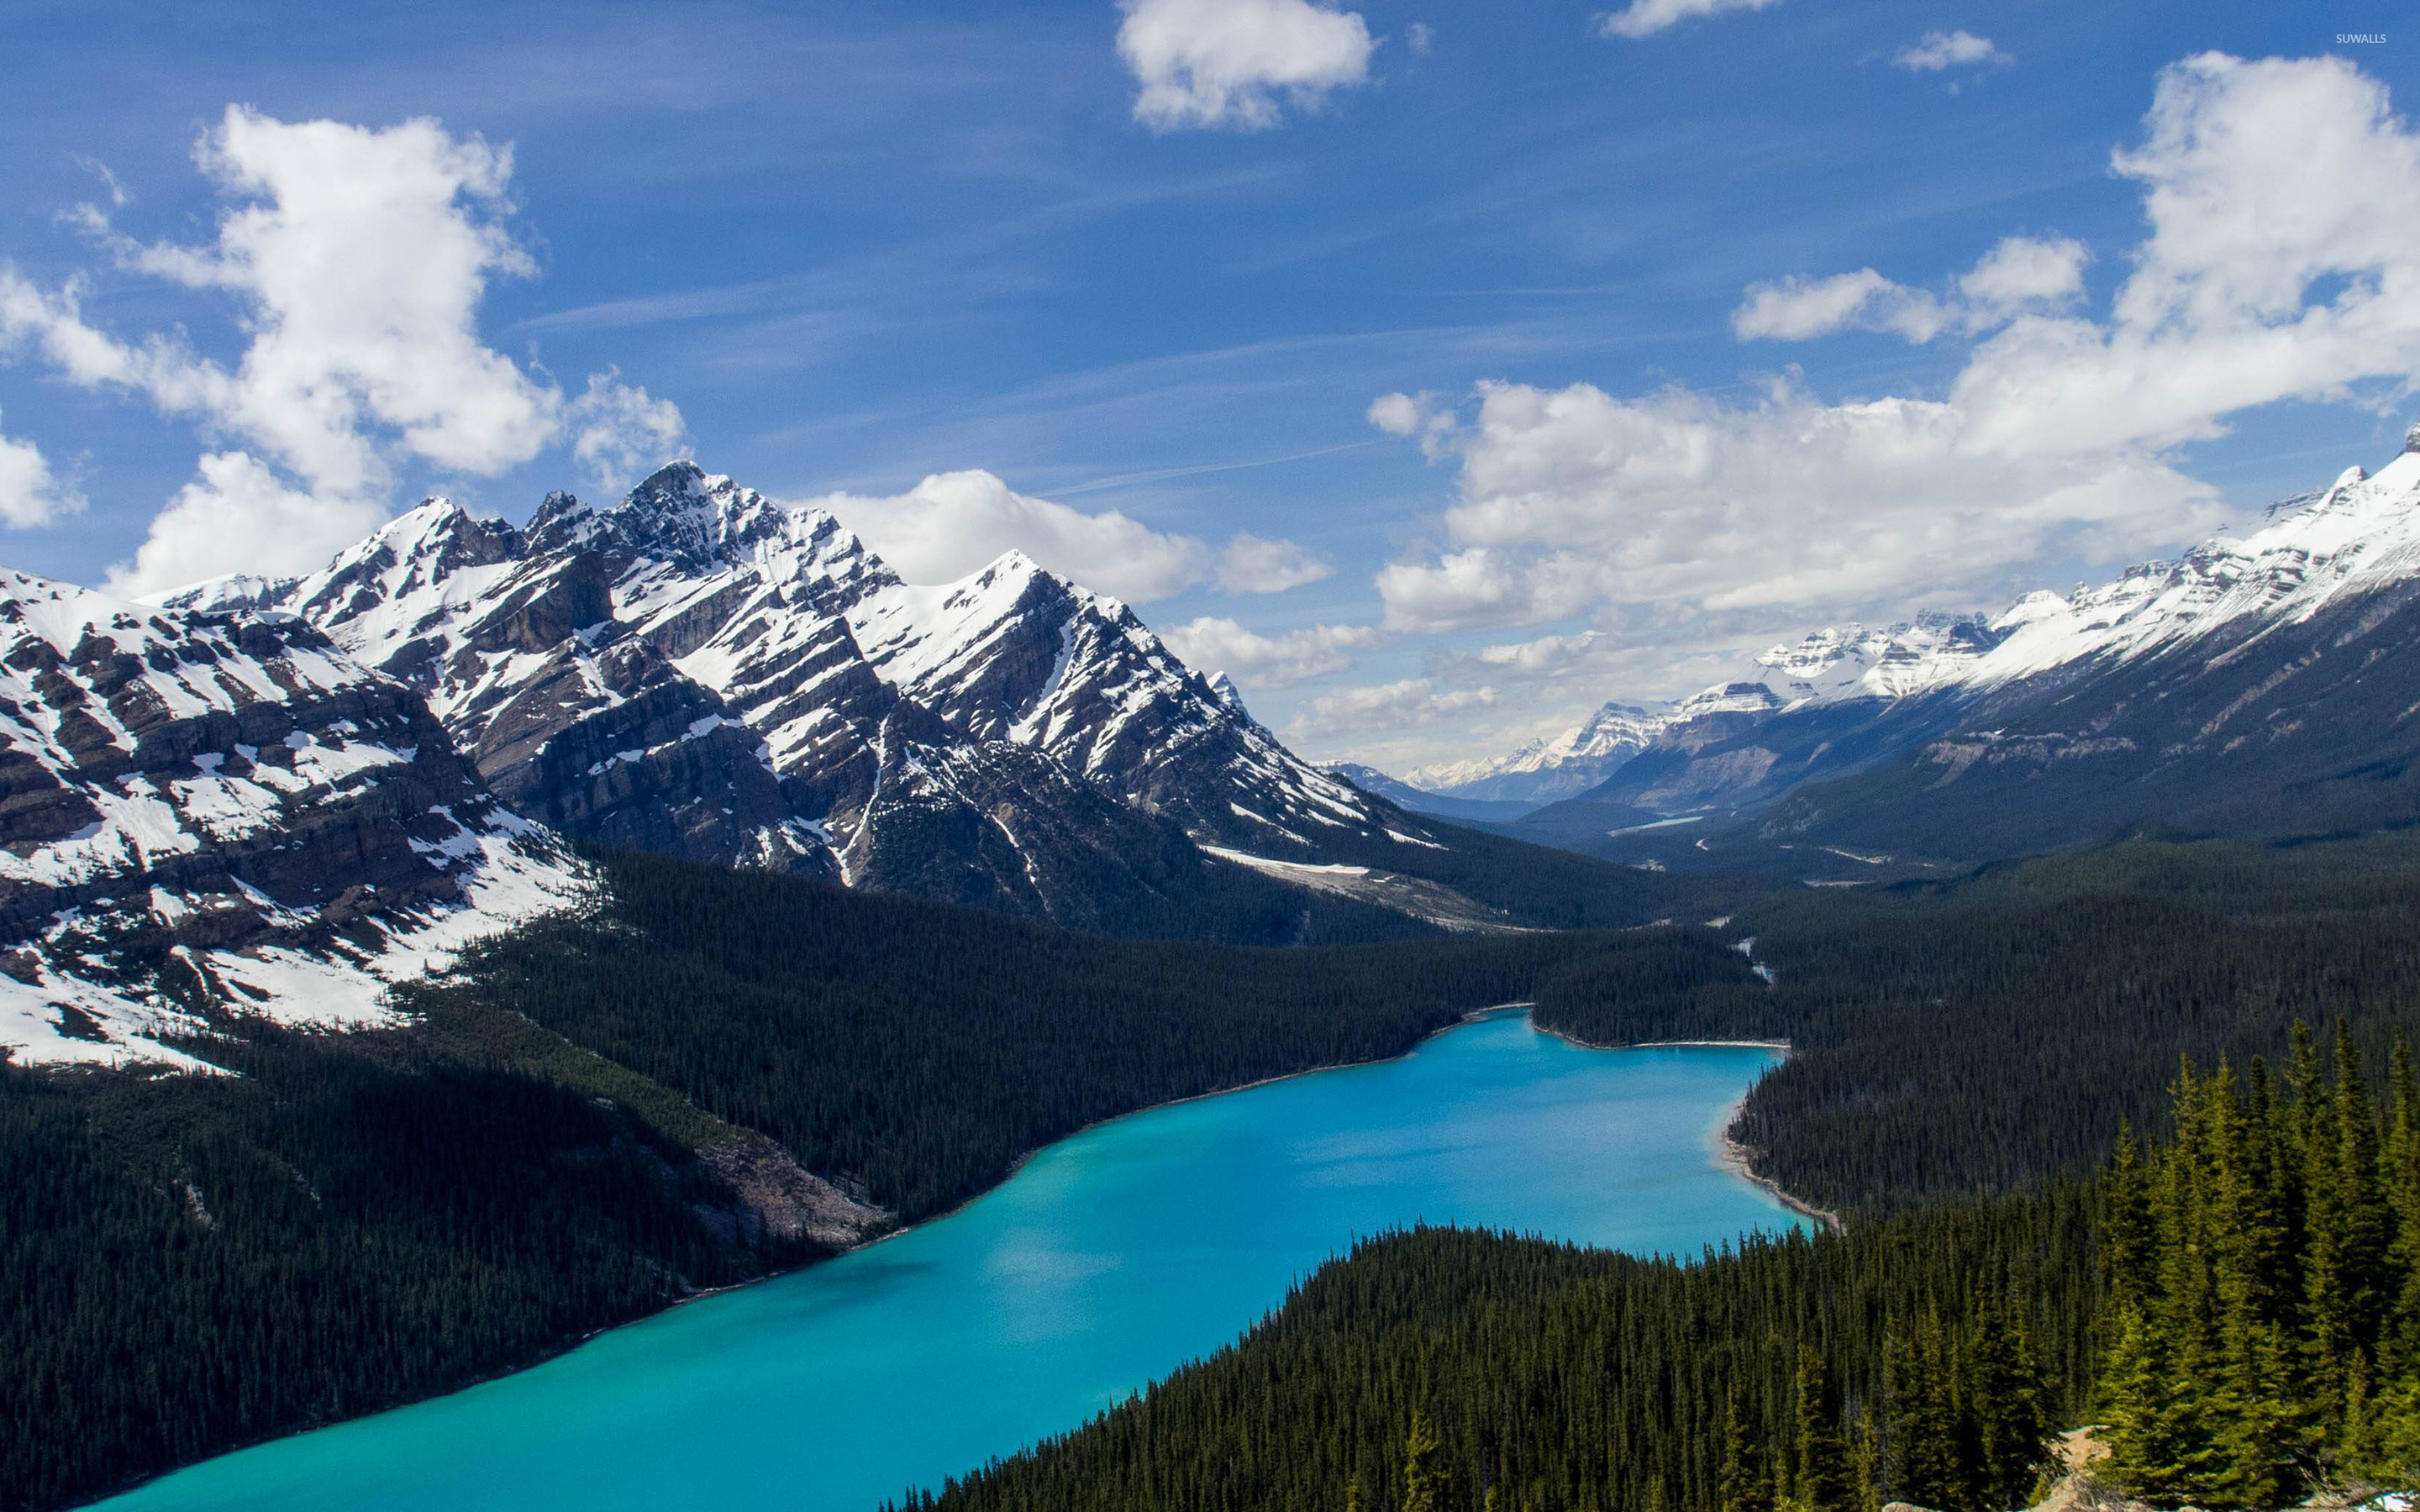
xmin=94 ymin=1012 xmax=1797 ymax=1512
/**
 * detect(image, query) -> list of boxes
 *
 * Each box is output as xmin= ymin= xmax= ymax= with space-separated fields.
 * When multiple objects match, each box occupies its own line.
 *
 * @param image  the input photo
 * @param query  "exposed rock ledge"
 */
xmin=697 ymin=1136 xmax=892 ymax=1251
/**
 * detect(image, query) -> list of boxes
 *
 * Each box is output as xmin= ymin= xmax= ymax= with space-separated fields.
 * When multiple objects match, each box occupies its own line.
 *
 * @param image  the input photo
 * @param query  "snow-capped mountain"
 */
xmin=1749 ymin=613 xmax=2004 ymax=703
xmin=1407 ymin=701 xmax=1671 ymax=806
xmin=1524 ymin=423 xmax=2420 ymax=858
xmin=170 ymin=463 xmax=1444 ymax=927
xmin=0 ymin=570 xmax=588 ymax=1069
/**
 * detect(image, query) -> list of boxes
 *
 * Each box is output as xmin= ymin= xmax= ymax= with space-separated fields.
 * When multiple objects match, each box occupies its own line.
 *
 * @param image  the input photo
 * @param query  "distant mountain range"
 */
xmin=1318 ymin=764 xmax=1539 ymax=823
xmin=1402 ymin=701 xmax=1670 ymax=806
xmin=1370 ymin=424 xmax=2420 ymax=871
xmin=1392 ymin=621 xmax=2002 ymax=813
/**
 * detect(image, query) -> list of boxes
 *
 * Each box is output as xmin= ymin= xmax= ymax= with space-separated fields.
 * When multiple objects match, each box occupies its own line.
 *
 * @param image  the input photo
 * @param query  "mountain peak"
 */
xmin=1677 ymin=681 xmax=1784 ymax=717
xmin=975 ymin=547 xmax=1044 ymax=581
xmin=629 ymin=459 xmax=711 ymax=497
xmin=601 ymin=461 xmax=820 ymax=572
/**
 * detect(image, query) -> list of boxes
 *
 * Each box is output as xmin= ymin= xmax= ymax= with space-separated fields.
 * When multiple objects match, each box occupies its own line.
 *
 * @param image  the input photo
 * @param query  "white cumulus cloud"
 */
xmin=1118 ymin=0 xmax=1376 ymax=131
xmin=568 ymin=370 xmax=690 ymax=492
xmin=1366 ymin=390 xmax=1459 ymax=458
xmin=1730 ymin=269 xmax=1948 ymax=342
xmin=1164 ymin=616 xmax=1383 ymax=687
xmin=106 ymin=451 xmax=387 ymax=598
xmin=1894 ymin=30 xmax=2011 ymax=72
xmin=1592 ymin=0 xmax=1781 ymax=42
xmin=1373 ymin=54 xmax=2420 ymax=646
xmin=1958 ymin=234 xmax=2090 ymax=311
xmin=1218 ymin=532 xmax=1332 ymax=592
xmin=1730 ymin=236 xmax=2086 ymax=342
xmin=0 ymin=412 xmax=80 ymax=528
xmin=803 ymin=471 xmax=1330 ymax=602
xmin=0 ymin=106 xmax=686 ymax=584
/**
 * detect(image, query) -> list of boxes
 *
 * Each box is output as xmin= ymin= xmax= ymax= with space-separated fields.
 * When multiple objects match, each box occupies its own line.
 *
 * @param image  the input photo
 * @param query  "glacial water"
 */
xmin=97 ymin=1013 xmax=1795 ymax=1512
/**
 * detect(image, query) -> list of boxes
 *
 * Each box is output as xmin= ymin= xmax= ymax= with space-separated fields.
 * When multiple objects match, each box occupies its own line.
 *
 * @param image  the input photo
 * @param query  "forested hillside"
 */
xmin=0 ymin=1034 xmax=806 ymax=1512
xmin=1530 ymin=832 xmax=2420 ymax=1215
xmin=0 ymin=855 xmax=1752 ymax=1512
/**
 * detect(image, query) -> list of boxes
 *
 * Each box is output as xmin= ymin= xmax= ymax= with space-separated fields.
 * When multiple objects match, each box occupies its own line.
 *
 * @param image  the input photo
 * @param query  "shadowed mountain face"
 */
xmin=167 ymin=464 xmax=1587 ymax=934
xmin=1499 ymin=433 xmax=2420 ymax=866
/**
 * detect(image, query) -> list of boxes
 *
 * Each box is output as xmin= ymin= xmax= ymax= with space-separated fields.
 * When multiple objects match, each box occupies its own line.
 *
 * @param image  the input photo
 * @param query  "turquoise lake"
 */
xmin=96 ymin=1014 xmax=1794 ymax=1512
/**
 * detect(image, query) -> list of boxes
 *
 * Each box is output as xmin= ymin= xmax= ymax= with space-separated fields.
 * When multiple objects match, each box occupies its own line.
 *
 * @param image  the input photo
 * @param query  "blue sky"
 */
xmin=1 ymin=0 xmax=2415 ymax=770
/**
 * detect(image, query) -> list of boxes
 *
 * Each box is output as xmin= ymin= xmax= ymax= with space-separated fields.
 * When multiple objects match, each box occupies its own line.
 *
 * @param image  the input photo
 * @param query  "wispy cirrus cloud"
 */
xmin=1286 ymin=677 xmax=1497 ymax=740
xmin=1591 ymin=0 xmax=1781 ymax=42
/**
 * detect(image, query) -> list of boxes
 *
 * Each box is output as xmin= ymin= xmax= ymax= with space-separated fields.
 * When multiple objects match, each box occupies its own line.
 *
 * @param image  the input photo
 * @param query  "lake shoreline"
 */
xmin=1526 ymin=1021 xmax=1841 ymax=1233
xmin=995 ymin=999 xmax=1542 ymax=1184
xmin=653 ymin=1000 xmax=1547 ymax=1312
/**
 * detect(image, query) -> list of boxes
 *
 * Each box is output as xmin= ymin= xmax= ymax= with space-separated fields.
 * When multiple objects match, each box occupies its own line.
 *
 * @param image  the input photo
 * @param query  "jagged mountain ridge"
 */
xmin=1410 ymin=617 xmax=1996 ymax=814
xmin=171 ymin=463 xmax=1465 ymax=930
xmin=1518 ymin=425 xmax=2420 ymax=860
xmin=0 ymin=569 xmax=589 ymax=1069
xmin=1749 ymin=612 xmax=2002 ymax=702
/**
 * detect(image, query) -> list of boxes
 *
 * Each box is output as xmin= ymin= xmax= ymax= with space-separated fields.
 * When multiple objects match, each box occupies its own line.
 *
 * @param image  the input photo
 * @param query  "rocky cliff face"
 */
xmin=0 ymin=569 xmax=588 ymax=1069
xmin=171 ymin=463 xmax=1443 ymax=926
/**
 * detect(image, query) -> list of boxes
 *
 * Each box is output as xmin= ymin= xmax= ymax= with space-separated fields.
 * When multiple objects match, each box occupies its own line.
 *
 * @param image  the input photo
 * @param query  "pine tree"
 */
xmin=2202 ymin=1058 xmax=2305 ymax=1504
xmin=1402 ymin=1415 xmax=1442 ymax=1512
xmin=2333 ymin=1024 xmax=2395 ymax=1354
xmin=2102 ymin=1125 xmax=2154 ymax=1309
xmin=1969 ymin=1298 xmax=2049 ymax=1508
xmin=2306 ymin=1025 xmax=2365 ymax=1415
xmin=1720 ymin=1379 xmax=1766 ymax=1512
xmin=1792 ymin=1346 xmax=1851 ymax=1512
xmin=2371 ymin=1042 xmax=2420 ymax=1434
xmin=1897 ymin=1315 xmax=1962 ymax=1510
xmin=2102 ymin=1299 xmax=2205 ymax=1499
